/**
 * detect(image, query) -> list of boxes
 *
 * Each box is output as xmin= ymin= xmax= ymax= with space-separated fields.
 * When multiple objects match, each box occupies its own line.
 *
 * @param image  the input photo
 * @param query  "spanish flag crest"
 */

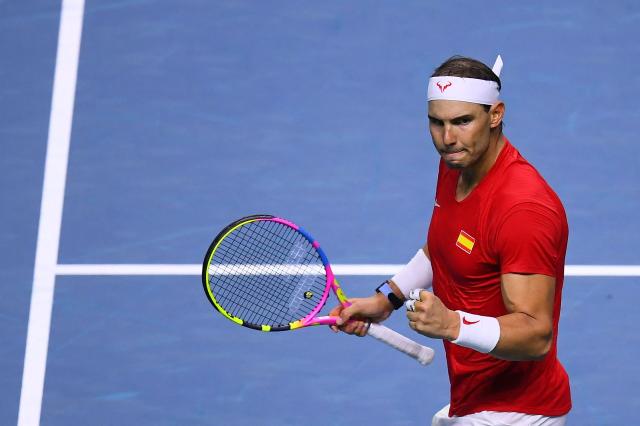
xmin=456 ymin=230 xmax=476 ymax=254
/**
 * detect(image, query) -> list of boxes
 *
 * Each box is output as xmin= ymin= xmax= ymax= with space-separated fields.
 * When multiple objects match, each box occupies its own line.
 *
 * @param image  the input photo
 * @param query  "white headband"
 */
xmin=427 ymin=55 xmax=503 ymax=105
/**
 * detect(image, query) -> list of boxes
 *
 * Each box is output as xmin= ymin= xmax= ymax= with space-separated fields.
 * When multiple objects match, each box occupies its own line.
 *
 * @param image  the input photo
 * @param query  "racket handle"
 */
xmin=366 ymin=323 xmax=435 ymax=366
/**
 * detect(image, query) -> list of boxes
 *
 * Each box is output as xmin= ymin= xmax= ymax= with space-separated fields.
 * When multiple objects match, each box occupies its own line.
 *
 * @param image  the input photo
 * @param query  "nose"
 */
xmin=443 ymin=124 xmax=456 ymax=146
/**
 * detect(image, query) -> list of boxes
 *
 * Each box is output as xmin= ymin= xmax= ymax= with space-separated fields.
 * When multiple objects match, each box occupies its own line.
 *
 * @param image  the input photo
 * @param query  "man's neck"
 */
xmin=456 ymin=133 xmax=505 ymax=201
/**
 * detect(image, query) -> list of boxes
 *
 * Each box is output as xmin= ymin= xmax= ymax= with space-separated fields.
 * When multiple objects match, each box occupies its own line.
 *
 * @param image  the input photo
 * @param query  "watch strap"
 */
xmin=375 ymin=281 xmax=404 ymax=310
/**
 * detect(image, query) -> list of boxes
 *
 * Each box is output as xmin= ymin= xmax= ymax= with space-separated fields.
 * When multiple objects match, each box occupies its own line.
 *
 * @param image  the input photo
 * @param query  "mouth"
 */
xmin=442 ymin=149 xmax=466 ymax=162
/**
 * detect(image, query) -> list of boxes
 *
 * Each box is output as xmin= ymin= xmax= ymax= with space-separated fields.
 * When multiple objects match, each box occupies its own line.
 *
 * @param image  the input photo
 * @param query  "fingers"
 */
xmin=408 ymin=318 xmax=417 ymax=331
xmin=332 ymin=317 xmax=369 ymax=336
xmin=409 ymin=288 xmax=429 ymax=302
xmin=351 ymin=320 xmax=370 ymax=337
xmin=405 ymin=288 xmax=429 ymax=312
xmin=329 ymin=295 xmax=389 ymax=337
xmin=406 ymin=307 xmax=419 ymax=330
xmin=328 ymin=304 xmax=344 ymax=317
xmin=405 ymin=290 xmax=453 ymax=340
xmin=338 ymin=304 xmax=366 ymax=335
xmin=328 ymin=304 xmax=344 ymax=332
xmin=328 ymin=299 xmax=371 ymax=336
xmin=406 ymin=289 xmax=431 ymax=333
xmin=338 ymin=305 xmax=355 ymax=325
xmin=405 ymin=299 xmax=416 ymax=312
xmin=337 ymin=298 xmax=369 ymax=325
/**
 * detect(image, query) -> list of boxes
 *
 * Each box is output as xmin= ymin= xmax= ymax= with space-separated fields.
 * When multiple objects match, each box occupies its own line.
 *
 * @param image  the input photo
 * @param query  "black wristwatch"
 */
xmin=375 ymin=281 xmax=404 ymax=310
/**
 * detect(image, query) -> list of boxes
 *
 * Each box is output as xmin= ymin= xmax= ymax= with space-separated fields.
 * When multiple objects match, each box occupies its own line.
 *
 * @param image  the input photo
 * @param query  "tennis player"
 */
xmin=330 ymin=55 xmax=571 ymax=425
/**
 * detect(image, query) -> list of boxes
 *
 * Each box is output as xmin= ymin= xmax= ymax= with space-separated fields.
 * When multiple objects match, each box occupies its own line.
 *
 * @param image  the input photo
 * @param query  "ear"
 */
xmin=489 ymin=101 xmax=505 ymax=129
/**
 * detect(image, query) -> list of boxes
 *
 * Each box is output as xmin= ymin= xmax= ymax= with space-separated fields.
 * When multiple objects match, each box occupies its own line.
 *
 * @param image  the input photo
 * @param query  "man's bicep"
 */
xmin=500 ymin=273 xmax=555 ymax=319
xmin=495 ymin=273 xmax=556 ymax=359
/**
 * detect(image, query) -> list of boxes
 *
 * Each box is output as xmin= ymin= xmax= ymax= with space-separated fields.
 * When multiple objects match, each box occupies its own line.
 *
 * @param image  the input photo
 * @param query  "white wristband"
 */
xmin=391 ymin=249 xmax=433 ymax=298
xmin=451 ymin=311 xmax=500 ymax=354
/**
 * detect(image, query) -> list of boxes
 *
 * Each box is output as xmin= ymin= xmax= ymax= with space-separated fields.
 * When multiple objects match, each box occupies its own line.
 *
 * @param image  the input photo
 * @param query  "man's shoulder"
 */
xmin=501 ymin=159 xmax=549 ymax=195
xmin=487 ymin=157 xmax=568 ymax=244
xmin=492 ymin=154 xmax=564 ymax=216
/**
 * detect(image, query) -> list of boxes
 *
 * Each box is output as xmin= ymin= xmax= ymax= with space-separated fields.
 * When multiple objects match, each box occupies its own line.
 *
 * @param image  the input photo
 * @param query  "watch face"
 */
xmin=375 ymin=282 xmax=402 ymax=309
xmin=376 ymin=281 xmax=389 ymax=293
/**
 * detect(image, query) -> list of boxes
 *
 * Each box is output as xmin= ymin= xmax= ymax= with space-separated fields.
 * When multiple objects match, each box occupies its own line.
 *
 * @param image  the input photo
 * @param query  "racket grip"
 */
xmin=366 ymin=323 xmax=435 ymax=366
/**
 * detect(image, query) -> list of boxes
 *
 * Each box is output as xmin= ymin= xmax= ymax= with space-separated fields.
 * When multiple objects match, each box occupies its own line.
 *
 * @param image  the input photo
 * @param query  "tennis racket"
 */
xmin=201 ymin=214 xmax=435 ymax=365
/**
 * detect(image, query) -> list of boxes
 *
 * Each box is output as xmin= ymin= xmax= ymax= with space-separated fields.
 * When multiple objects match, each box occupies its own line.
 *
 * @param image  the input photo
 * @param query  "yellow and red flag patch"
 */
xmin=456 ymin=230 xmax=476 ymax=254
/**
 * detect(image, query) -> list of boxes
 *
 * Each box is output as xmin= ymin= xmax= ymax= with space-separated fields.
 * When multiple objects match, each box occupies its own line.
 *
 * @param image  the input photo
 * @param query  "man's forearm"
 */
xmin=492 ymin=312 xmax=553 ymax=361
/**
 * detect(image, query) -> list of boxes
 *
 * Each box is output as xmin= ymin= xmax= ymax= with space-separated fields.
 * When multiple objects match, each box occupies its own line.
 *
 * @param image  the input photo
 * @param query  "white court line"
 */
xmin=18 ymin=1 xmax=85 ymax=426
xmin=55 ymin=264 xmax=640 ymax=277
xmin=12 ymin=0 xmax=637 ymax=420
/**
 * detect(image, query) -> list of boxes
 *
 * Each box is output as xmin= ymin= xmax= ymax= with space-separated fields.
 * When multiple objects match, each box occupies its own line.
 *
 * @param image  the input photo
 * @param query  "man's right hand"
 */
xmin=329 ymin=293 xmax=395 ymax=336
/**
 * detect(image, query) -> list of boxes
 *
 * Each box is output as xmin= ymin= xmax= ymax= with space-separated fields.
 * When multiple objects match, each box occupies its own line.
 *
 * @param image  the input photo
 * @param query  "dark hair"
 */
xmin=431 ymin=56 xmax=501 ymax=112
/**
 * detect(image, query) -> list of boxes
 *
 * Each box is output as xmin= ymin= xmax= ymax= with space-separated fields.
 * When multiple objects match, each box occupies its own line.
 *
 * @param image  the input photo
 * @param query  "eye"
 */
xmin=429 ymin=117 xmax=443 ymax=126
xmin=453 ymin=116 xmax=473 ymax=126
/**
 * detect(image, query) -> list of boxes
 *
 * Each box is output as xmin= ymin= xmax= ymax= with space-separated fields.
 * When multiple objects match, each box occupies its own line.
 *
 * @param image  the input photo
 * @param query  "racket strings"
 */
xmin=209 ymin=220 xmax=327 ymax=327
xmin=213 ymin=225 xmax=300 ymax=324
xmin=217 ymin=222 xmax=324 ymax=325
xmin=213 ymin=232 xmax=280 ymax=321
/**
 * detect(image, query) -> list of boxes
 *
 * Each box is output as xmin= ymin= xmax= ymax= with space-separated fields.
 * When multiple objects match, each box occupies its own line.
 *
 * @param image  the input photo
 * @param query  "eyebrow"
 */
xmin=428 ymin=114 xmax=474 ymax=123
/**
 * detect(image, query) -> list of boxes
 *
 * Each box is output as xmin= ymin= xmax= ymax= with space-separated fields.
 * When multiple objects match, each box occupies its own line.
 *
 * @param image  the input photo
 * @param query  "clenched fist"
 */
xmin=405 ymin=289 xmax=460 ymax=341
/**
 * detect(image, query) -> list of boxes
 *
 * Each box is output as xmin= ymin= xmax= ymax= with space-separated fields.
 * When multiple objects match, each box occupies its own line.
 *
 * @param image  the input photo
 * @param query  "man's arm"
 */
xmin=329 ymin=243 xmax=431 ymax=336
xmin=407 ymin=272 xmax=555 ymax=361
xmin=385 ymin=243 xmax=430 ymax=302
xmin=492 ymin=273 xmax=555 ymax=360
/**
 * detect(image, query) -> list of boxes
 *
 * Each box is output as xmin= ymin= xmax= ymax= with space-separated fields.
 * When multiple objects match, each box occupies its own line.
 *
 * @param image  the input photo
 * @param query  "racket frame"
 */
xmin=202 ymin=214 xmax=346 ymax=332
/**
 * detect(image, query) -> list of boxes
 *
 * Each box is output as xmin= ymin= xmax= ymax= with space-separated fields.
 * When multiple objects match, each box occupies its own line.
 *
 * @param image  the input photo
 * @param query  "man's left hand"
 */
xmin=406 ymin=290 xmax=460 ymax=341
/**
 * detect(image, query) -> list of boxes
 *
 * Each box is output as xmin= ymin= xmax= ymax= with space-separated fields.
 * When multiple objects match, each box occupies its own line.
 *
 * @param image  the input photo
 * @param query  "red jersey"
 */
xmin=427 ymin=139 xmax=571 ymax=417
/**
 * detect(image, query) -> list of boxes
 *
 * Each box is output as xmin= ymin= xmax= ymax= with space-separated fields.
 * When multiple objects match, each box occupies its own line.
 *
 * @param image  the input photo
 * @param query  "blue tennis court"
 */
xmin=2 ymin=1 xmax=640 ymax=424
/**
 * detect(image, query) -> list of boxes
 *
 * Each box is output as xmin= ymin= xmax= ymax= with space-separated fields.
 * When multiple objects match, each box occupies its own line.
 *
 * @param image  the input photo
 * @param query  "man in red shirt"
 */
xmin=331 ymin=55 xmax=571 ymax=425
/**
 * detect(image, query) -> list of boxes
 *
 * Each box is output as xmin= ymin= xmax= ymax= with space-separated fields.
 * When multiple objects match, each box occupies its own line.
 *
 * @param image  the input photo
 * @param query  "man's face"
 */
xmin=427 ymin=100 xmax=494 ymax=170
